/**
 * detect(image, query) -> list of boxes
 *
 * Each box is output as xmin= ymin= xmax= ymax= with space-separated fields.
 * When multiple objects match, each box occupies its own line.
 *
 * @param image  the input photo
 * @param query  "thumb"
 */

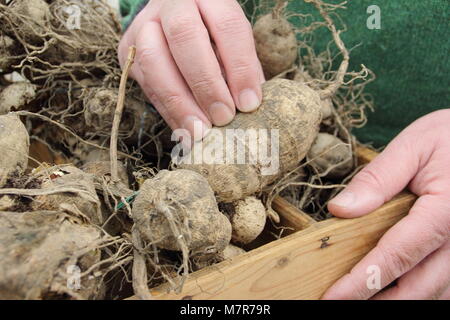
xmin=328 ymin=135 xmax=420 ymax=218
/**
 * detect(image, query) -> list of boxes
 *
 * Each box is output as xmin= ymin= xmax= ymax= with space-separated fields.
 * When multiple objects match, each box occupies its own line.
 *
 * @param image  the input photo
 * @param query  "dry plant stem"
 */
xmin=272 ymin=0 xmax=287 ymax=19
xmin=110 ymin=46 xmax=136 ymax=182
xmin=311 ymin=0 xmax=350 ymax=100
xmin=0 ymin=186 xmax=96 ymax=200
xmin=132 ymin=227 xmax=154 ymax=300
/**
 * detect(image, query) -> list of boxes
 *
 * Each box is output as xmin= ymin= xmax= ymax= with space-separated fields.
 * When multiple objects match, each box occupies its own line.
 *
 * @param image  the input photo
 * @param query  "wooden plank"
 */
xmin=141 ymin=192 xmax=416 ymax=300
xmin=357 ymin=147 xmax=379 ymax=164
xmin=272 ymin=196 xmax=317 ymax=231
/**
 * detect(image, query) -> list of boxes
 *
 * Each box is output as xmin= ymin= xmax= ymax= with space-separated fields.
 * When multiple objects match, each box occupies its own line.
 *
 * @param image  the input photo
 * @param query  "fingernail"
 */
xmin=239 ymin=89 xmax=261 ymax=112
xmin=208 ymin=102 xmax=234 ymax=126
xmin=182 ymin=116 xmax=211 ymax=142
xmin=329 ymin=191 xmax=356 ymax=208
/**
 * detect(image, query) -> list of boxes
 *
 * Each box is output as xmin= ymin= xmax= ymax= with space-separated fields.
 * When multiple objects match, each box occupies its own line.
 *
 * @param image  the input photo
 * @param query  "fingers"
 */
xmin=198 ymin=0 xmax=264 ymax=112
xmin=328 ymin=110 xmax=450 ymax=219
xmin=160 ymin=0 xmax=236 ymax=126
xmin=118 ymin=3 xmax=157 ymax=81
xmin=372 ymin=240 xmax=450 ymax=300
xmin=135 ymin=21 xmax=211 ymax=140
xmin=119 ymin=35 xmax=144 ymax=84
xmin=118 ymin=0 xmax=264 ymax=133
xmin=322 ymin=195 xmax=450 ymax=300
xmin=328 ymin=133 xmax=421 ymax=218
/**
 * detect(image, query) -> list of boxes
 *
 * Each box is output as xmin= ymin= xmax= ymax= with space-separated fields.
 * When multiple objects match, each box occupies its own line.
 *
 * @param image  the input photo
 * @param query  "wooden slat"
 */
xmin=357 ymin=147 xmax=379 ymax=164
xmin=136 ymin=192 xmax=416 ymax=300
xmin=272 ymin=196 xmax=317 ymax=231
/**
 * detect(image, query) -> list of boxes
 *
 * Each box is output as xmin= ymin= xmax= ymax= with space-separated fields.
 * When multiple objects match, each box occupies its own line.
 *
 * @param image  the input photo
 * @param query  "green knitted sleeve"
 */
xmin=286 ymin=0 xmax=449 ymax=147
xmin=119 ymin=0 xmax=149 ymax=30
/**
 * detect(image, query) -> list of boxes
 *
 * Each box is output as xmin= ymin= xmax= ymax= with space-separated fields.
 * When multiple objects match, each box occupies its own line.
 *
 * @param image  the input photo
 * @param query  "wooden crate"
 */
xmin=130 ymin=147 xmax=416 ymax=300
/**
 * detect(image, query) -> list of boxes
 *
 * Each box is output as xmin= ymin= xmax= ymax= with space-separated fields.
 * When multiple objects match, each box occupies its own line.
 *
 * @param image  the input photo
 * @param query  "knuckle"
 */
xmin=354 ymin=168 xmax=386 ymax=195
xmin=425 ymin=216 xmax=449 ymax=246
xmin=214 ymin=13 xmax=252 ymax=38
xmin=410 ymin=201 xmax=450 ymax=246
xmin=161 ymin=93 xmax=184 ymax=113
xmin=147 ymin=92 xmax=158 ymax=104
xmin=229 ymin=59 xmax=256 ymax=79
xmin=190 ymin=73 xmax=218 ymax=96
xmin=136 ymin=47 xmax=158 ymax=67
xmin=166 ymin=16 xmax=203 ymax=44
xmin=342 ymin=272 xmax=369 ymax=300
xmin=377 ymin=245 xmax=414 ymax=280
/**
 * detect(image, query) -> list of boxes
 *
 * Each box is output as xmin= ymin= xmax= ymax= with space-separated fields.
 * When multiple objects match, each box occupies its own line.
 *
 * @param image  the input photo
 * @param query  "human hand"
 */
xmin=118 ymin=0 xmax=265 ymax=140
xmin=323 ymin=109 xmax=450 ymax=300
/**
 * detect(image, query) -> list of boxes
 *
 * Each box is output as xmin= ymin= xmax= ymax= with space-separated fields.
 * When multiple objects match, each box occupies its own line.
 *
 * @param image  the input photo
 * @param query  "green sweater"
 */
xmin=120 ymin=0 xmax=449 ymax=148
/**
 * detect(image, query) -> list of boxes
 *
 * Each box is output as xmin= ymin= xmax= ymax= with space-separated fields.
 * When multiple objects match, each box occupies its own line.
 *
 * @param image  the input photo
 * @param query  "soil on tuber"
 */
xmin=132 ymin=169 xmax=232 ymax=256
xmin=180 ymin=79 xmax=322 ymax=204
xmin=0 ymin=114 xmax=30 ymax=187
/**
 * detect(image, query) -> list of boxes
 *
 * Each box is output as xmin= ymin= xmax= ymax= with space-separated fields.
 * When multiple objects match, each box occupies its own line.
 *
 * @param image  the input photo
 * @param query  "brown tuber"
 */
xmin=0 ymin=210 xmax=103 ymax=300
xmin=320 ymin=98 xmax=334 ymax=119
xmin=180 ymin=79 xmax=322 ymax=203
xmin=0 ymin=114 xmax=29 ymax=187
xmin=82 ymin=160 xmax=129 ymax=187
xmin=307 ymin=133 xmax=353 ymax=178
xmin=132 ymin=169 xmax=232 ymax=256
xmin=228 ymin=197 xmax=267 ymax=245
xmin=218 ymin=244 xmax=246 ymax=261
xmin=0 ymin=35 xmax=18 ymax=72
xmin=293 ymin=68 xmax=333 ymax=119
xmin=84 ymin=88 xmax=158 ymax=143
xmin=0 ymin=82 xmax=36 ymax=114
xmin=253 ymin=13 xmax=298 ymax=79
xmin=31 ymin=165 xmax=103 ymax=225
xmin=6 ymin=0 xmax=50 ymax=43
